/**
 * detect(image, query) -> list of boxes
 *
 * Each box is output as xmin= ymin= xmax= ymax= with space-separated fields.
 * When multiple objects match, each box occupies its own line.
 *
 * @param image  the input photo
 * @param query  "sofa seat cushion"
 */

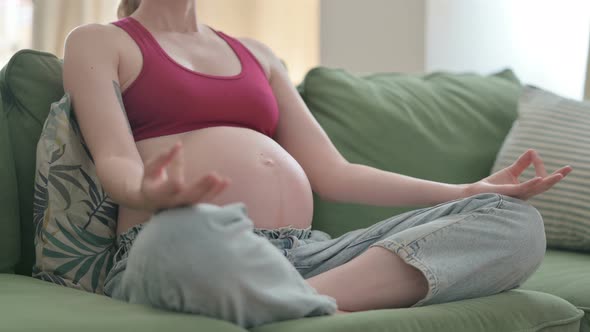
xmin=522 ymin=249 xmax=590 ymax=331
xmin=0 ymin=274 xmax=246 ymax=332
xmin=253 ymin=289 xmax=583 ymax=332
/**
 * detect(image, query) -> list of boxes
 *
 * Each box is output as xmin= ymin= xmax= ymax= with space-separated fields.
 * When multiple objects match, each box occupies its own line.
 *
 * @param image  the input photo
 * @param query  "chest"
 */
xmin=117 ymin=31 xmax=264 ymax=92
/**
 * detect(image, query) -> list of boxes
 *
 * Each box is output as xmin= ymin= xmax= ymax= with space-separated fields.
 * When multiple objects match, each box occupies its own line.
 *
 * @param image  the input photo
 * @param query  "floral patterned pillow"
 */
xmin=33 ymin=93 xmax=117 ymax=294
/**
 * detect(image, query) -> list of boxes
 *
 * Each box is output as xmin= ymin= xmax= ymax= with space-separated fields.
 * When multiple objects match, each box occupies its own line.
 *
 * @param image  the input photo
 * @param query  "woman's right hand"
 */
xmin=137 ymin=141 xmax=231 ymax=212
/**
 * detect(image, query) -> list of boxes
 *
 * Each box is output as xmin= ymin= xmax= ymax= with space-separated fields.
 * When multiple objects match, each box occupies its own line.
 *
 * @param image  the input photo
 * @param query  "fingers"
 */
xmin=144 ymin=142 xmax=182 ymax=178
xmin=167 ymin=142 xmax=185 ymax=191
xmin=538 ymin=172 xmax=564 ymax=190
xmin=532 ymin=165 xmax=572 ymax=194
xmin=183 ymin=174 xmax=216 ymax=202
xmin=552 ymin=165 xmax=573 ymax=177
xmin=147 ymin=142 xmax=185 ymax=198
xmin=141 ymin=142 xmax=233 ymax=209
xmin=181 ymin=172 xmax=231 ymax=205
xmin=200 ymin=177 xmax=231 ymax=203
xmin=521 ymin=173 xmax=564 ymax=200
xmin=510 ymin=149 xmax=561 ymax=184
xmin=510 ymin=149 xmax=534 ymax=178
xmin=531 ymin=150 xmax=548 ymax=177
xmin=502 ymin=165 xmax=572 ymax=200
xmin=498 ymin=176 xmax=543 ymax=197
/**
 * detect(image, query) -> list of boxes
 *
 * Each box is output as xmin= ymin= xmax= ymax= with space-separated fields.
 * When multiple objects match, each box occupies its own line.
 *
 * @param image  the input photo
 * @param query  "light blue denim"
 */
xmin=103 ymin=193 xmax=546 ymax=328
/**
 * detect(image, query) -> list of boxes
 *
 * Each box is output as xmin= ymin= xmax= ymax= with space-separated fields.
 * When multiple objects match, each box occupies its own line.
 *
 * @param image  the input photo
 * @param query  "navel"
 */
xmin=259 ymin=152 xmax=275 ymax=167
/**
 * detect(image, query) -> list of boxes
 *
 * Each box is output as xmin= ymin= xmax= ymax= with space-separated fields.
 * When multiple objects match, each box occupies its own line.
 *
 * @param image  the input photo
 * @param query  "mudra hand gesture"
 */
xmin=466 ymin=149 xmax=572 ymax=200
xmin=138 ymin=142 xmax=231 ymax=211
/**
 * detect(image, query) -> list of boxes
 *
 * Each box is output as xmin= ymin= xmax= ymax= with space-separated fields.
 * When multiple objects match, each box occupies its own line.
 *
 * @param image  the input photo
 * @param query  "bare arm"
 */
xmin=64 ymin=25 xmax=230 ymax=211
xmin=63 ymin=24 xmax=145 ymax=209
xmin=237 ymin=39 xmax=462 ymax=207
xmin=323 ymin=165 xmax=467 ymax=206
xmin=247 ymin=40 xmax=570 ymax=207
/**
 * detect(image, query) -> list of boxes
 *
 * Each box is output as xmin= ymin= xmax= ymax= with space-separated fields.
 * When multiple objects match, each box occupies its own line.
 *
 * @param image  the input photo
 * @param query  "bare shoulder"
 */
xmin=63 ymin=23 xmax=130 ymax=80
xmin=65 ymin=23 xmax=124 ymax=51
xmin=238 ymin=37 xmax=283 ymax=80
xmin=238 ymin=37 xmax=274 ymax=57
xmin=63 ymin=23 xmax=127 ymax=91
xmin=64 ymin=23 xmax=137 ymax=69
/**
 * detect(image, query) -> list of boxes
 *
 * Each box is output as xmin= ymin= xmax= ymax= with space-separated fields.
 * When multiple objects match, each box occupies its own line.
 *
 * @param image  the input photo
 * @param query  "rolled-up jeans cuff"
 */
xmin=370 ymin=239 xmax=438 ymax=307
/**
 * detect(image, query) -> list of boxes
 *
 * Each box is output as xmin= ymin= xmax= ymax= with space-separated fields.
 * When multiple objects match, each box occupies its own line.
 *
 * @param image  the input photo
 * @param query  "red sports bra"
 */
xmin=111 ymin=17 xmax=279 ymax=142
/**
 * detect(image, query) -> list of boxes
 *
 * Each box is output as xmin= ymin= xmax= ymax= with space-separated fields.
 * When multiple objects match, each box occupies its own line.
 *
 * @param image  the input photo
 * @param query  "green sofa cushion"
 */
xmin=0 ymin=274 xmax=246 ymax=332
xmin=0 ymin=89 xmax=21 ymax=273
xmin=0 ymin=274 xmax=583 ymax=332
xmin=253 ymin=290 xmax=583 ymax=332
xmin=522 ymin=249 xmax=590 ymax=332
xmin=299 ymin=68 xmax=522 ymax=236
xmin=0 ymin=50 xmax=64 ymax=275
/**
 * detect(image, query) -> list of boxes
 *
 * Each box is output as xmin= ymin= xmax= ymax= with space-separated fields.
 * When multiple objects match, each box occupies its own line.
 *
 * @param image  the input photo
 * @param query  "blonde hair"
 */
xmin=117 ymin=0 xmax=141 ymax=19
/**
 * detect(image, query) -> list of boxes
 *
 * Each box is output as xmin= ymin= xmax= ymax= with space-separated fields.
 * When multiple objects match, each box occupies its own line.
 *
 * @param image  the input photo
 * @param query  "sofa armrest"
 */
xmin=0 ymin=87 xmax=21 ymax=274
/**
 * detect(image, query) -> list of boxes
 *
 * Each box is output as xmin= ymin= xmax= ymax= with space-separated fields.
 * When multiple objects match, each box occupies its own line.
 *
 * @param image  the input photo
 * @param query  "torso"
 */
xmin=111 ymin=18 xmax=314 ymax=235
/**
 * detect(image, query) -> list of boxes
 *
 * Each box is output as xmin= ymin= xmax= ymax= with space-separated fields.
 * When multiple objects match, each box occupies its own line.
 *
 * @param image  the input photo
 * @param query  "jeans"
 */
xmin=103 ymin=193 xmax=546 ymax=328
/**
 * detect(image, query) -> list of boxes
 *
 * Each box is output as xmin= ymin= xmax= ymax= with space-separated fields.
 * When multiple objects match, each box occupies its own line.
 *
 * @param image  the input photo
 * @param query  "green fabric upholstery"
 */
xmin=253 ymin=289 xmax=583 ymax=332
xmin=522 ymin=250 xmax=590 ymax=332
xmin=0 ymin=274 xmax=246 ymax=332
xmin=0 ymin=50 xmax=64 ymax=275
xmin=0 ymin=271 xmax=585 ymax=332
xmin=0 ymin=88 xmax=21 ymax=273
xmin=299 ymin=68 xmax=522 ymax=236
xmin=1 ymin=50 xmax=588 ymax=332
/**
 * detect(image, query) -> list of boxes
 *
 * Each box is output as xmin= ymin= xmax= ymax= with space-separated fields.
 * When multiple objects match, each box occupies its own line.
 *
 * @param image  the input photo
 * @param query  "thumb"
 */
xmin=144 ymin=142 xmax=182 ymax=178
xmin=492 ymin=176 xmax=543 ymax=197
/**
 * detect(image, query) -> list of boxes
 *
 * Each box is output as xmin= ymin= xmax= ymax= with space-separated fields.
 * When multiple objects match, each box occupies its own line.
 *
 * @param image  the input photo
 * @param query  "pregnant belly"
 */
xmin=116 ymin=126 xmax=314 ymax=235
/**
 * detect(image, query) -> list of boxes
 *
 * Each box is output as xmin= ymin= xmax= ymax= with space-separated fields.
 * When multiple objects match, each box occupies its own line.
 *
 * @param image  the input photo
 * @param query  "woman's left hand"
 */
xmin=465 ymin=149 xmax=573 ymax=200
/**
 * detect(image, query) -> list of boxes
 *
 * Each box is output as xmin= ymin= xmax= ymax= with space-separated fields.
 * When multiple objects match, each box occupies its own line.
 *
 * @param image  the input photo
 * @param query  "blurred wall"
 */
xmin=32 ymin=0 xmax=319 ymax=84
xmin=426 ymin=0 xmax=590 ymax=100
xmin=33 ymin=0 xmax=118 ymax=57
xmin=320 ymin=0 xmax=426 ymax=74
xmin=29 ymin=0 xmax=590 ymax=95
xmin=198 ymin=0 xmax=319 ymax=84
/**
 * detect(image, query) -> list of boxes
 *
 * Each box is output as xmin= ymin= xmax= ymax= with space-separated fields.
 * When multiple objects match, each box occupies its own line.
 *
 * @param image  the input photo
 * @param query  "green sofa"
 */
xmin=1 ymin=50 xmax=589 ymax=332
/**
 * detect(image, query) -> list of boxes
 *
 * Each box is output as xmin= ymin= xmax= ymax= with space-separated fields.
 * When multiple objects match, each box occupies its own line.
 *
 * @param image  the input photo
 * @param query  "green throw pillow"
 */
xmin=33 ymin=93 xmax=117 ymax=293
xmin=299 ymin=67 xmax=522 ymax=237
xmin=493 ymin=86 xmax=590 ymax=252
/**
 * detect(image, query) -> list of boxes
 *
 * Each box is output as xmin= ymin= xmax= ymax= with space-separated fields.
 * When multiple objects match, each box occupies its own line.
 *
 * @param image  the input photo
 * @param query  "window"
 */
xmin=0 ymin=0 xmax=33 ymax=67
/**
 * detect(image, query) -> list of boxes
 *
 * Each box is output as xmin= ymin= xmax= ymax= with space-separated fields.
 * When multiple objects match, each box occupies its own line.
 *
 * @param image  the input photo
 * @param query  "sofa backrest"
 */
xmin=0 ymin=50 xmax=64 ymax=275
xmin=0 ymin=49 xmax=523 ymax=275
xmin=0 ymin=82 xmax=21 ymax=274
xmin=299 ymin=68 xmax=522 ymax=236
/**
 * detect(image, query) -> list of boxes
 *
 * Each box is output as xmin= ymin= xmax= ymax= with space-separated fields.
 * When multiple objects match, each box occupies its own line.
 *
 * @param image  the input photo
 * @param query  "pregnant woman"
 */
xmin=62 ymin=0 xmax=572 ymax=328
